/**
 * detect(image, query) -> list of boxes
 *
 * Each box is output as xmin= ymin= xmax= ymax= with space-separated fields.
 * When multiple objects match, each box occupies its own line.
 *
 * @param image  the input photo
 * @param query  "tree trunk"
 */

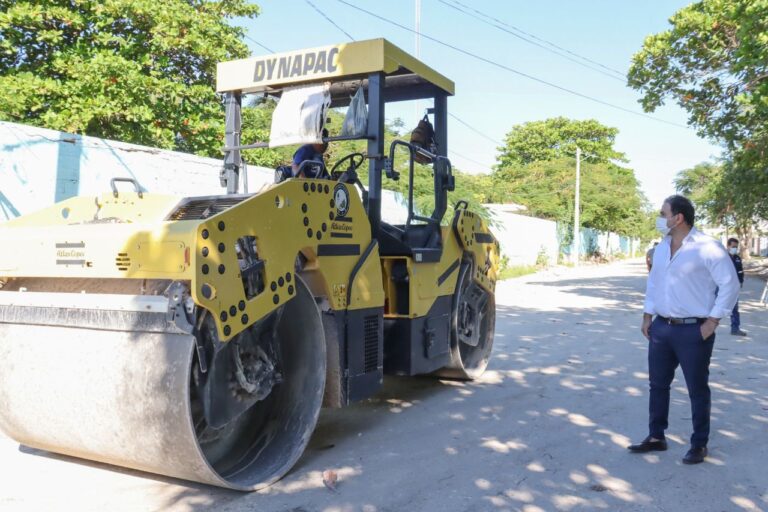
xmin=735 ymin=224 xmax=753 ymax=260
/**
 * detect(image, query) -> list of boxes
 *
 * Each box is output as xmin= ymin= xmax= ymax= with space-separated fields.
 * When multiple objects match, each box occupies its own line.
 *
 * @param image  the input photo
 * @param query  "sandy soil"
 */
xmin=1 ymin=259 xmax=766 ymax=512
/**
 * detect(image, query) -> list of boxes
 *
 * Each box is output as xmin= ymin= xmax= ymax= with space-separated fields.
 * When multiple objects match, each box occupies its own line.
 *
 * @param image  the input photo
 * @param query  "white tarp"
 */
xmin=269 ymin=83 xmax=330 ymax=148
xmin=341 ymin=86 xmax=368 ymax=137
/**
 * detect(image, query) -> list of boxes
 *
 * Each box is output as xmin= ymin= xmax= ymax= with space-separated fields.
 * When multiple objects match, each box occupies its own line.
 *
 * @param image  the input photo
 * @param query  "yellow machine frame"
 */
xmin=0 ymin=38 xmax=499 ymax=491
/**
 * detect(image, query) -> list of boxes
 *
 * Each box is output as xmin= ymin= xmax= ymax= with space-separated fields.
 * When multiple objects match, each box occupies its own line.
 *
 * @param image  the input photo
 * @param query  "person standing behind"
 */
xmin=727 ymin=238 xmax=747 ymax=336
xmin=629 ymin=195 xmax=739 ymax=464
xmin=646 ymin=242 xmax=659 ymax=272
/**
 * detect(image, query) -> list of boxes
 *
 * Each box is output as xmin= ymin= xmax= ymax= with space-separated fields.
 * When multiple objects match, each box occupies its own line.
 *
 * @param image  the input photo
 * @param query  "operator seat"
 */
xmin=378 ymin=221 xmax=443 ymax=263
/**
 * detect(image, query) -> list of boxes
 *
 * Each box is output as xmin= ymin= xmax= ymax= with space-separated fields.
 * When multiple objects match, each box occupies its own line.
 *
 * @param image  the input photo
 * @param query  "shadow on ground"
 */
xmin=12 ymin=261 xmax=768 ymax=512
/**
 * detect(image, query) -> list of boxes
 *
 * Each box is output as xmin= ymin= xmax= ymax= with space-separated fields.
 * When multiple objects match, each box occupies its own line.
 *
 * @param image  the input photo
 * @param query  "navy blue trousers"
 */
xmin=648 ymin=317 xmax=715 ymax=448
xmin=731 ymin=302 xmax=740 ymax=332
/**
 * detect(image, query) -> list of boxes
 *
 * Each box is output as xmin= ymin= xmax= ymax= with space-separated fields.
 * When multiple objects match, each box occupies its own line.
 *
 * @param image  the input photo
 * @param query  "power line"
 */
xmin=449 ymin=112 xmax=503 ymax=145
xmin=299 ymin=2 xmax=502 ymax=165
xmin=304 ymin=0 xmax=355 ymax=41
xmin=244 ymin=34 xmax=275 ymax=53
xmin=445 ymin=0 xmax=626 ymax=79
xmin=297 ymin=1 xmax=505 ymax=150
xmin=449 ymin=149 xmax=494 ymax=171
xmin=335 ymin=0 xmax=687 ymax=129
xmin=438 ymin=0 xmax=625 ymax=82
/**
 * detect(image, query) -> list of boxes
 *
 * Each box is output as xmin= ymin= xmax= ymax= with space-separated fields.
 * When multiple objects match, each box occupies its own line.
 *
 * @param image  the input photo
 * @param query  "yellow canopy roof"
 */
xmin=216 ymin=38 xmax=455 ymax=99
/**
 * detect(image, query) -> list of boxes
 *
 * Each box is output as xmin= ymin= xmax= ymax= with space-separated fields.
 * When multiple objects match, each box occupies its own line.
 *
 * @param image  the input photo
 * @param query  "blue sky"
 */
xmin=239 ymin=0 xmax=721 ymax=207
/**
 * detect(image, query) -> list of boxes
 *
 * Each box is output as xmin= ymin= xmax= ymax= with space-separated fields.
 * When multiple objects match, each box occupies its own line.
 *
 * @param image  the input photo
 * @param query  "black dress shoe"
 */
xmin=682 ymin=446 xmax=707 ymax=464
xmin=628 ymin=436 xmax=668 ymax=453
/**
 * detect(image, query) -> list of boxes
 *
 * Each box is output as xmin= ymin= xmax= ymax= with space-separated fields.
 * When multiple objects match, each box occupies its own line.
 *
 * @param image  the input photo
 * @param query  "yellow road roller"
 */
xmin=0 ymin=39 xmax=498 ymax=490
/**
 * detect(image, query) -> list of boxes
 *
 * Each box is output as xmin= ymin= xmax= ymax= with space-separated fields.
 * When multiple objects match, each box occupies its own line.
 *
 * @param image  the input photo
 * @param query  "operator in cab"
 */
xmin=292 ymin=128 xmax=329 ymax=178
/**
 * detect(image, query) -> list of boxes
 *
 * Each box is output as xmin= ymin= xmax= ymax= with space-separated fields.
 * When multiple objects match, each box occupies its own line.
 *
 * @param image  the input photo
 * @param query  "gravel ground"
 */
xmin=1 ymin=259 xmax=766 ymax=512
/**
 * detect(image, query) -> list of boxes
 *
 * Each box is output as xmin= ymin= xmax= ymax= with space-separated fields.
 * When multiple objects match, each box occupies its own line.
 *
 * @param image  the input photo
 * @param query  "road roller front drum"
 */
xmin=0 ymin=276 xmax=326 ymax=490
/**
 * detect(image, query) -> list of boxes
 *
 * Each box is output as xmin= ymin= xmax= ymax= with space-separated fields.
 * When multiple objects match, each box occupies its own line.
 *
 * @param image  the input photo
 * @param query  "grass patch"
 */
xmin=498 ymin=264 xmax=539 ymax=280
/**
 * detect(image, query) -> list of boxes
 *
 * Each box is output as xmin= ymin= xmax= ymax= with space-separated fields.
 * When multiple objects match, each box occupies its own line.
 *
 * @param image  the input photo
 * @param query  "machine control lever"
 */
xmin=384 ymin=158 xmax=400 ymax=180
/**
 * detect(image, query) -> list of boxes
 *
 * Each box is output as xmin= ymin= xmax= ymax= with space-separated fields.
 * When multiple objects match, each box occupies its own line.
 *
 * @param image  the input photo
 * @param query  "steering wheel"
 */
xmin=330 ymin=152 xmax=366 ymax=180
xmin=296 ymin=159 xmax=328 ymax=179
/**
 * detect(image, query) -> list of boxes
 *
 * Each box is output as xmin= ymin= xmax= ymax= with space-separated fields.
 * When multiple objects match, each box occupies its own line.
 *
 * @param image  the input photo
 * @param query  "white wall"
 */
xmin=484 ymin=204 xmax=559 ymax=266
xmin=3 ymin=121 xmax=640 ymax=262
xmin=0 ymin=120 xmax=410 ymax=224
xmin=0 ymin=121 xmax=277 ymax=220
xmin=752 ymin=236 xmax=768 ymax=257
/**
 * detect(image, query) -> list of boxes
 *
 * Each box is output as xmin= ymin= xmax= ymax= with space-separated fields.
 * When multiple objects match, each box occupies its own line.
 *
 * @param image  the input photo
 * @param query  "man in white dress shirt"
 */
xmin=628 ymin=195 xmax=739 ymax=464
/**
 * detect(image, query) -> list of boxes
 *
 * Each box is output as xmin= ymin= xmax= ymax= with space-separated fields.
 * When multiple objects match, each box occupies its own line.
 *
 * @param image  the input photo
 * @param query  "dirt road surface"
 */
xmin=1 ymin=260 xmax=766 ymax=511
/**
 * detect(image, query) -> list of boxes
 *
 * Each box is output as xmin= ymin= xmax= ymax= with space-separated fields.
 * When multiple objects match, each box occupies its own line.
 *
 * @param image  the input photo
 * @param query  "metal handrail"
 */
xmin=389 ymin=140 xmax=432 ymax=227
xmin=110 ymin=177 xmax=143 ymax=198
xmin=222 ymin=134 xmax=374 ymax=152
xmin=387 ymin=140 xmax=453 ymax=228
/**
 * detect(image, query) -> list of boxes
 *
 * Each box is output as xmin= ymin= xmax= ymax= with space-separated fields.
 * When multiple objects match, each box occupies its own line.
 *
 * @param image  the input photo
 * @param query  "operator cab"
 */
xmin=376 ymin=137 xmax=455 ymax=263
xmin=217 ymin=38 xmax=456 ymax=263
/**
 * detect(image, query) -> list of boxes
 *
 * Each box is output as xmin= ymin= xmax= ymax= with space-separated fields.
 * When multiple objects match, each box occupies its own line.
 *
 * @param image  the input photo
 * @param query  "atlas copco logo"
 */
xmin=253 ymin=48 xmax=340 ymax=82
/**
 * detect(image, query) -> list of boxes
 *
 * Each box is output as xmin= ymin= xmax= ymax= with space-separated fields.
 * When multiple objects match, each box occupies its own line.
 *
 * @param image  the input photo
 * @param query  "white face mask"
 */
xmin=655 ymin=216 xmax=671 ymax=235
xmin=729 ymin=247 xmax=739 ymax=255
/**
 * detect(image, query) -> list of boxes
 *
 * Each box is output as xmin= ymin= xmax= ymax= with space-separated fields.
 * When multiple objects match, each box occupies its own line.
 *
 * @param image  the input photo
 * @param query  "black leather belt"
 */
xmin=657 ymin=316 xmax=706 ymax=325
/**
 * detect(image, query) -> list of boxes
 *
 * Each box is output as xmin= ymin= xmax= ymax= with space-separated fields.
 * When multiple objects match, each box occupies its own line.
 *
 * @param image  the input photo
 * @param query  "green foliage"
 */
xmin=674 ymin=160 xmax=761 ymax=250
xmin=673 ymin=162 xmax=726 ymax=226
xmin=491 ymin=117 xmax=651 ymax=239
xmin=498 ymin=263 xmax=538 ymax=280
xmin=493 ymin=157 xmax=651 ymax=238
xmin=0 ymin=0 xmax=260 ymax=156
xmin=535 ymin=246 xmax=549 ymax=267
xmin=495 ymin=117 xmax=627 ymax=168
xmin=724 ymin=152 xmax=768 ymax=221
xmin=384 ymin=149 xmax=492 ymax=223
xmin=240 ymin=99 xmax=490 ymax=223
xmin=628 ymin=0 xmax=768 ymax=223
xmin=627 ymin=0 xmax=768 ymax=146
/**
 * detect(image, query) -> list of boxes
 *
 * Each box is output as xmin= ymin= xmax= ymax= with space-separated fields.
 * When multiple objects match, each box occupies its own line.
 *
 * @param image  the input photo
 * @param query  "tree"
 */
xmin=675 ymin=160 xmax=760 ymax=256
xmin=627 ymin=0 xmax=768 ymax=148
xmin=627 ymin=0 xmax=768 ymax=225
xmin=495 ymin=117 xmax=626 ymax=168
xmin=493 ymin=118 xmax=650 ymax=240
xmin=239 ymin=100 xmax=491 ymax=222
xmin=492 ymin=157 xmax=650 ymax=239
xmin=722 ymin=151 xmax=768 ymax=221
xmin=673 ymin=162 xmax=725 ymax=226
xmin=0 ymin=0 xmax=260 ymax=156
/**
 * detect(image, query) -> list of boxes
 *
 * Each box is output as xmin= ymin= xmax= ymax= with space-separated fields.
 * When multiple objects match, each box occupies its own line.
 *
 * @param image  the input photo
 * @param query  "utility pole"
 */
xmin=573 ymin=147 xmax=581 ymax=266
xmin=414 ymin=0 xmax=421 ymax=118
xmin=415 ymin=0 xmax=421 ymax=58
